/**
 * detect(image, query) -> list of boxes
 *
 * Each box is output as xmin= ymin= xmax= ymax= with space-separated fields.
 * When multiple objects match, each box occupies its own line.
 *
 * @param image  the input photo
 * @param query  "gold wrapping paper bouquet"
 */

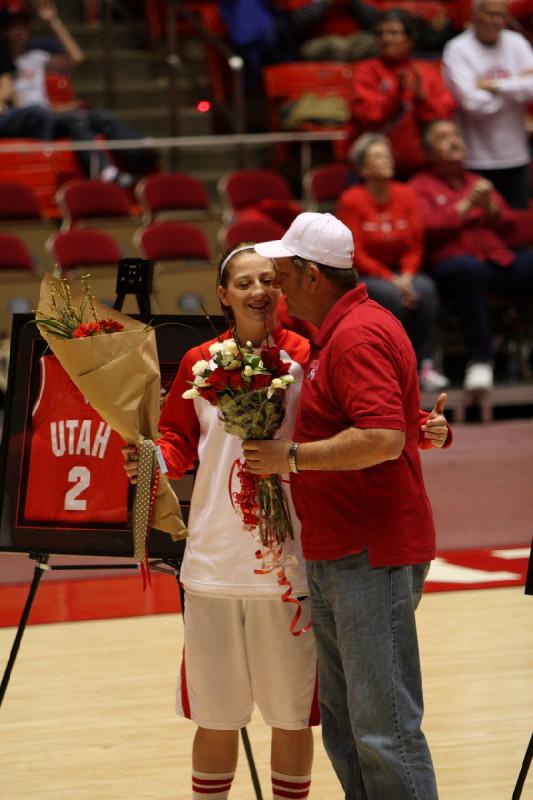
xmin=35 ymin=273 xmax=187 ymax=561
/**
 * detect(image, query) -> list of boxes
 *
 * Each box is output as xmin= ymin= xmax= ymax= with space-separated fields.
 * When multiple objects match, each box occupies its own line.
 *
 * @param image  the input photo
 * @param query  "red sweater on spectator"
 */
xmin=351 ymin=58 xmax=455 ymax=175
xmin=409 ymin=169 xmax=516 ymax=267
xmin=336 ymin=181 xmax=423 ymax=279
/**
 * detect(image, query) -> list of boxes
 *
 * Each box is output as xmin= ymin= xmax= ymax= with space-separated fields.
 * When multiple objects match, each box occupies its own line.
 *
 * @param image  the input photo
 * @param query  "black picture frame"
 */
xmin=0 ymin=313 xmax=225 ymax=559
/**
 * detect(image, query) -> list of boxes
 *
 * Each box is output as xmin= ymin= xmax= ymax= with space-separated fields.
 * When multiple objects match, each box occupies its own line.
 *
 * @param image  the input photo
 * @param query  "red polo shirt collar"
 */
xmin=313 ymin=284 xmax=369 ymax=349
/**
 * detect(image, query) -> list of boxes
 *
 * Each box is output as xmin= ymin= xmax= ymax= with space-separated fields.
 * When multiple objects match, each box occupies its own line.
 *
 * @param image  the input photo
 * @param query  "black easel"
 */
xmin=113 ymin=257 xmax=154 ymax=316
xmin=512 ymin=732 xmax=533 ymax=800
xmin=0 ymin=551 xmax=141 ymax=707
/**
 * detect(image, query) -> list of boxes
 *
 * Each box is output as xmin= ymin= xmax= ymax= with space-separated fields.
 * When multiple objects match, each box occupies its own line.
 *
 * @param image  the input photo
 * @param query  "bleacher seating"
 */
xmin=0 ymin=182 xmax=43 ymax=222
xmin=56 ymin=179 xmax=137 ymax=231
xmin=0 ymin=232 xmax=35 ymax=273
xmin=135 ymin=220 xmax=218 ymax=314
xmin=135 ymin=220 xmax=211 ymax=262
xmin=218 ymin=168 xmax=302 ymax=225
xmin=219 ymin=218 xmax=286 ymax=249
xmin=136 ymin=172 xmax=212 ymax=224
xmin=47 ymin=228 xmax=123 ymax=274
xmin=303 ymin=162 xmax=351 ymax=212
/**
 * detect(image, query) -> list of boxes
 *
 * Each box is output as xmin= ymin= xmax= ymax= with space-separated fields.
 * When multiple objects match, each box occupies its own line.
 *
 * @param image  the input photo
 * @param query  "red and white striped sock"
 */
xmin=271 ymin=770 xmax=312 ymax=799
xmin=192 ymin=769 xmax=234 ymax=799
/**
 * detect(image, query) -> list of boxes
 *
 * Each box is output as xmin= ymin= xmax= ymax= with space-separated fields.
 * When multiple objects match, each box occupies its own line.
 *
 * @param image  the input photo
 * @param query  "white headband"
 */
xmin=219 ymin=244 xmax=255 ymax=276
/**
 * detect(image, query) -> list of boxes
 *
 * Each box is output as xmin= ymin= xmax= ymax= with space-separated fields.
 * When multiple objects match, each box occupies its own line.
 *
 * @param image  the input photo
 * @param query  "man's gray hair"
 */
xmin=348 ymin=133 xmax=391 ymax=172
xmin=472 ymin=0 xmax=508 ymax=13
xmin=291 ymin=256 xmax=358 ymax=291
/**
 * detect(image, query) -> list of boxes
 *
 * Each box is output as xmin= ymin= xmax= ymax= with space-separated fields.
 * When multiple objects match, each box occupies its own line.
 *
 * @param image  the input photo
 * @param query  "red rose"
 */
xmin=261 ymin=345 xmax=281 ymax=372
xmin=98 ymin=318 xmax=125 ymax=333
xmin=260 ymin=345 xmax=291 ymax=376
xmin=199 ymin=385 xmax=219 ymax=405
xmin=229 ymin=370 xmax=245 ymax=390
xmin=207 ymin=367 xmax=228 ymax=391
xmin=72 ymin=321 xmax=101 ymax=338
xmin=252 ymin=373 xmax=271 ymax=390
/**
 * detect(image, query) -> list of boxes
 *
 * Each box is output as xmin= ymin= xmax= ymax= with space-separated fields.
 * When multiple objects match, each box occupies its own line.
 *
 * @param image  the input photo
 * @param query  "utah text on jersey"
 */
xmin=24 ymin=355 xmax=129 ymax=524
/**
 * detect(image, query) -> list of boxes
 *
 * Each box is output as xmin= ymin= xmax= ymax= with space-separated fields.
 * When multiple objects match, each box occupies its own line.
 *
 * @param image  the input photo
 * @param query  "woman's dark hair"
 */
xmin=376 ymin=9 xmax=417 ymax=41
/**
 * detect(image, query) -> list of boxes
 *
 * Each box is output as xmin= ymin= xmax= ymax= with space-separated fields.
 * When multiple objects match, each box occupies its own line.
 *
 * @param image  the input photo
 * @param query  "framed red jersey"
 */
xmin=0 ymin=313 xmax=224 ymax=559
xmin=24 ymin=354 xmax=129 ymax=525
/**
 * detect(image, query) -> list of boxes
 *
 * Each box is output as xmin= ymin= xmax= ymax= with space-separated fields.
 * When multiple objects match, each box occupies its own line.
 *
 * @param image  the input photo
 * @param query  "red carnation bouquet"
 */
xmin=182 ymin=336 xmax=295 ymax=549
xmin=34 ymin=273 xmax=187 ymax=571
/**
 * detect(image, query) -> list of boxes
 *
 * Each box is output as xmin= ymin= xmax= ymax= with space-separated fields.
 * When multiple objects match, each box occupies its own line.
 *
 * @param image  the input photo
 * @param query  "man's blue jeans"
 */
xmin=306 ymin=551 xmax=438 ymax=800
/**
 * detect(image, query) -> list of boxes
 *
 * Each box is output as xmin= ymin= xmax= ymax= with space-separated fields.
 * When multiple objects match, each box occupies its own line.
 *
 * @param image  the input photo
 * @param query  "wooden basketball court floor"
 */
xmin=1 ymin=421 xmax=533 ymax=798
xmin=1 ymin=586 xmax=532 ymax=800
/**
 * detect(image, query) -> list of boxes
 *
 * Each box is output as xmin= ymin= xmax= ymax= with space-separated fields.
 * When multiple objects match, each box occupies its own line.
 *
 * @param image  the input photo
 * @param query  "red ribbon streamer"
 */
xmin=254 ymin=551 xmax=311 ymax=638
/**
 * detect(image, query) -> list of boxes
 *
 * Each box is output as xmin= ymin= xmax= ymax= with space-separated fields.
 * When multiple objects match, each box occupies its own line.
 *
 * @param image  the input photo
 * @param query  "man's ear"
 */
xmin=306 ymin=262 xmax=322 ymax=293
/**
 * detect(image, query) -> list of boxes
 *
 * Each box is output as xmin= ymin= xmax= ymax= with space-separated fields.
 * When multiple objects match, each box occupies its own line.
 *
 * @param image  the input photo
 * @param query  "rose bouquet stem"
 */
xmin=257 ymin=474 xmax=293 ymax=548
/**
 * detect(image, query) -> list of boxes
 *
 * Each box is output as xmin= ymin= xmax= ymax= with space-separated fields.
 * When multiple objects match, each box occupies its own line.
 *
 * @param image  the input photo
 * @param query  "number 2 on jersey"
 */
xmin=65 ymin=466 xmax=91 ymax=511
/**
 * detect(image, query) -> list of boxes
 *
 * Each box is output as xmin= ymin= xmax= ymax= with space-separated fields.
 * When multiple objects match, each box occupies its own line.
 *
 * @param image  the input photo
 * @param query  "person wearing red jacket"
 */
xmin=409 ymin=118 xmax=533 ymax=390
xmin=350 ymin=9 xmax=455 ymax=177
xmin=336 ymin=132 xmax=449 ymax=393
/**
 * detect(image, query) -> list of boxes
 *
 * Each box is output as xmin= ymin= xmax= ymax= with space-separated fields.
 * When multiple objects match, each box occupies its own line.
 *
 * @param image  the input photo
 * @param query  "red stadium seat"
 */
xmin=0 ymin=139 xmax=82 ymax=219
xmin=303 ymin=162 xmax=351 ymax=211
xmin=48 ymin=229 xmax=122 ymax=273
xmin=218 ymin=168 xmax=302 ymax=225
xmin=219 ymin=218 xmax=286 ymax=249
xmin=0 ymin=232 xmax=35 ymax=272
xmin=135 ymin=171 xmax=211 ymax=223
xmin=0 ymin=182 xmax=42 ymax=221
xmin=136 ymin=221 xmax=212 ymax=261
xmin=55 ymin=179 xmax=135 ymax=231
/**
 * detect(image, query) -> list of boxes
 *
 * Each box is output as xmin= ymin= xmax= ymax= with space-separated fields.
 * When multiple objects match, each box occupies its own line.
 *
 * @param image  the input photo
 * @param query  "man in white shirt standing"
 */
xmin=443 ymin=0 xmax=533 ymax=209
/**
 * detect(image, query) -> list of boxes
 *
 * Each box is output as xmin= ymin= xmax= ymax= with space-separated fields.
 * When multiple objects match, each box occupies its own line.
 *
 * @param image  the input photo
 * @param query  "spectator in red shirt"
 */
xmin=410 ymin=118 xmax=533 ymax=390
xmin=336 ymin=132 xmax=449 ymax=393
xmin=350 ymin=9 xmax=455 ymax=177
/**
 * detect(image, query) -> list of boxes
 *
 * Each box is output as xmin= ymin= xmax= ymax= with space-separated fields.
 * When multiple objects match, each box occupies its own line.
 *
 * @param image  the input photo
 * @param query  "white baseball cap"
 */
xmin=255 ymin=212 xmax=354 ymax=269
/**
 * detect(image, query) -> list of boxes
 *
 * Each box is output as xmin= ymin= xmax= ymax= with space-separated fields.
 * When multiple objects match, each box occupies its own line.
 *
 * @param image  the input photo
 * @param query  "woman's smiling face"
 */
xmin=218 ymin=251 xmax=280 ymax=330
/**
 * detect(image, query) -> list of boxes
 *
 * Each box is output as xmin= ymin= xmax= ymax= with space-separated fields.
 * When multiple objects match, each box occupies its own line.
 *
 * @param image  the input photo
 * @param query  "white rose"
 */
xmin=281 ymin=374 xmax=295 ymax=384
xmin=192 ymin=359 xmax=209 ymax=376
xmin=243 ymin=365 xmax=253 ymax=376
xmin=209 ymin=341 xmax=224 ymax=356
xmin=182 ymin=387 xmax=200 ymax=399
xmin=270 ymin=378 xmax=285 ymax=389
xmin=224 ymin=359 xmax=241 ymax=370
xmin=221 ymin=339 xmax=238 ymax=354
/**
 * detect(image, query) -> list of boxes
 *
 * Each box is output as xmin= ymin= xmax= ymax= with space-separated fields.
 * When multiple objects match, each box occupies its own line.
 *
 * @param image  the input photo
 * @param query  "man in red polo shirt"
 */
xmin=244 ymin=212 xmax=439 ymax=799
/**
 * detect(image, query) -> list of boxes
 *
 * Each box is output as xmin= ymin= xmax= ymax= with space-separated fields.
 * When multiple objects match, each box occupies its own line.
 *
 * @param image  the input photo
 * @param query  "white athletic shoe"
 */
xmin=419 ymin=361 xmax=450 ymax=393
xmin=463 ymin=362 xmax=494 ymax=391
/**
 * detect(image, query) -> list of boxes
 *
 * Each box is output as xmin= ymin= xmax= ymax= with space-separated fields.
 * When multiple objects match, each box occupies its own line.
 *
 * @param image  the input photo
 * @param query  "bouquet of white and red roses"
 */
xmin=182 ymin=336 xmax=295 ymax=549
xmin=34 ymin=273 xmax=187 ymax=569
